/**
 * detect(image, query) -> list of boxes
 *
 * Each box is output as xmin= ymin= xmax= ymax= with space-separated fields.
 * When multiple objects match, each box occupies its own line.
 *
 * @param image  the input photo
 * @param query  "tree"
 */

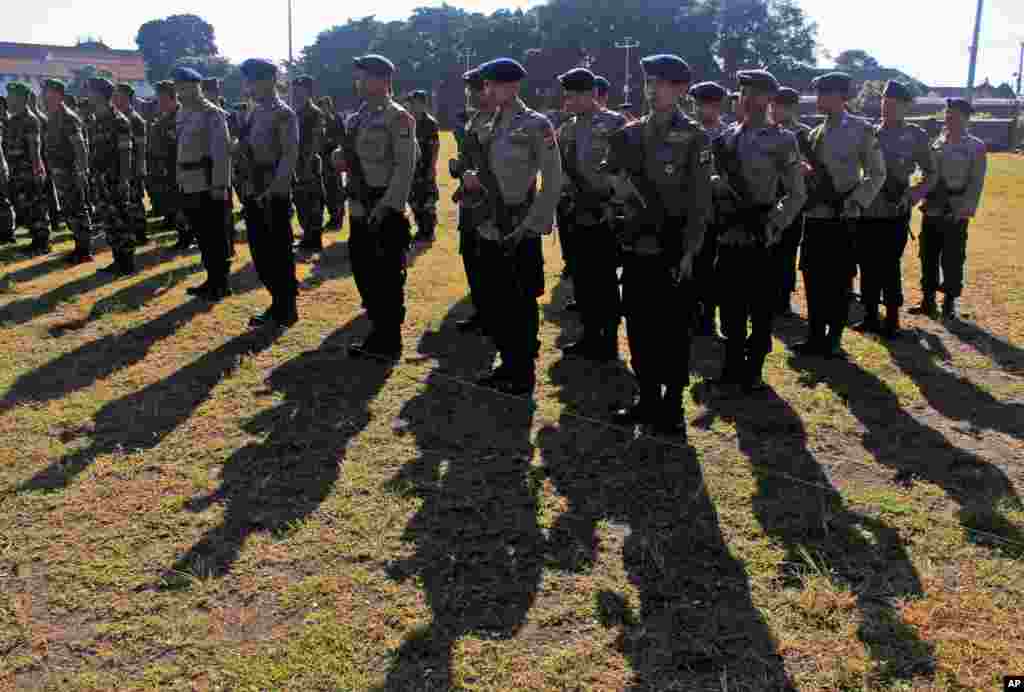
xmin=68 ymin=65 xmax=114 ymax=96
xmin=136 ymin=14 xmax=219 ymax=83
xmin=174 ymin=55 xmax=244 ymax=104
xmin=834 ymin=49 xmax=880 ymax=71
xmin=995 ymin=82 xmax=1017 ymax=99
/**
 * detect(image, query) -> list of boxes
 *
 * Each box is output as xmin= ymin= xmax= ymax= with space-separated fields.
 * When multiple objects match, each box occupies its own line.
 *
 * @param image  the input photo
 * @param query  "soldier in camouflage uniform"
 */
xmin=88 ymin=77 xmax=137 ymax=276
xmin=5 ymin=82 xmax=51 ymax=254
xmin=319 ymin=96 xmax=346 ymax=230
xmin=292 ymin=75 xmax=326 ymax=253
xmin=407 ymin=90 xmax=440 ymax=242
xmin=113 ymin=83 xmax=149 ymax=245
xmin=0 ymin=94 xmax=15 ymax=243
xmin=149 ymin=81 xmax=187 ymax=242
xmin=28 ymin=89 xmax=62 ymax=237
xmin=42 ymin=78 xmax=94 ymax=263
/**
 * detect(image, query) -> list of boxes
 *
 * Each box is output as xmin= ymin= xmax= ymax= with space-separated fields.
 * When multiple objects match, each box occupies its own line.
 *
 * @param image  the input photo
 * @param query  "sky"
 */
xmin=7 ymin=0 xmax=1024 ymax=88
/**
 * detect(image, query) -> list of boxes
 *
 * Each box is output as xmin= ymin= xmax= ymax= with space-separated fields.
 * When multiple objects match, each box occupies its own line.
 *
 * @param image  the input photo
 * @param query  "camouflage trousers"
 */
xmin=147 ymin=162 xmax=178 ymax=219
xmin=323 ymin=163 xmax=344 ymax=218
xmin=0 ymin=183 xmax=14 ymax=239
xmin=408 ymin=176 xmax=438 ymax=235
xmin=294 ymin=176 xmax=325 ymax=243
xmin=10 ymin=169 xmax=51 ymax=243
xmin=92 ymin=176 xmax=135 ymax=254
xmin=51 ymin=168 xmax=93 ymax=251
xmin=128 ymin=178 xmax=147 ymax=238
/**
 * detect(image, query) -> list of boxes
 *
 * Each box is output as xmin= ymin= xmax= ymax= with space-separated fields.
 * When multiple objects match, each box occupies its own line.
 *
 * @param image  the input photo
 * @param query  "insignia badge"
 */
xmin=664 ymin=164 xmax=676 ymax=175
xmin=699 ymin=148 xmax=712 ymax=165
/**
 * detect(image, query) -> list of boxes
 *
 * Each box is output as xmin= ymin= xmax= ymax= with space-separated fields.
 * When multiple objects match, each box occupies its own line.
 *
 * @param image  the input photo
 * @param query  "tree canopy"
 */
xmin=136 ymin=14 xmax=219 ymax=83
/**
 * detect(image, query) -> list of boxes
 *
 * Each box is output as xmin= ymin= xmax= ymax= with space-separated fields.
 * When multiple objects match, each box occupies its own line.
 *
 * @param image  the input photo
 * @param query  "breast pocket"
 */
xmin=358 ymin=126 xmax=391 ymax=162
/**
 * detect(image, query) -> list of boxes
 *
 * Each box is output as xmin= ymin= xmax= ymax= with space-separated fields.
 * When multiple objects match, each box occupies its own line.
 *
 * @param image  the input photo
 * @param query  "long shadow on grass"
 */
xmin=298 ymin=232 xmax=431 ymax=294
xmin=944 ymin=318 xmax=1024 ymax=377
xmin=0 ymin=264 xmax=263 ymax=415
xmin=536 ymin=352 xmax=797 ymax=690
xmin=692 ymin=383 xmax=936 ymax=686
xmin=775 ymin=320 xmax=1024 ymax=554
xmin=165 ymin=315 xmax=393 ymax=582
xmin=378 ymin=300 xmax=547 ymax=691
xmin=13 ymin=323 xmax=282 ymax=495
xmin=0 ymin=244 xmax=186 ymax=326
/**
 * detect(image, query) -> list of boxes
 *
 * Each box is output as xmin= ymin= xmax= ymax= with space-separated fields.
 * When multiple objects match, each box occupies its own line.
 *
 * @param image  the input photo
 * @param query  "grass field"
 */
xmin=1 ymin=135 xmax=1023 ymax=692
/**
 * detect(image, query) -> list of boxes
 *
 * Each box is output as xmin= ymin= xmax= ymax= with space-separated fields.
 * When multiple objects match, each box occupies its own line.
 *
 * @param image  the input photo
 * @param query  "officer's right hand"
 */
xmin=462 ymin=171 xmax=481 ymax=192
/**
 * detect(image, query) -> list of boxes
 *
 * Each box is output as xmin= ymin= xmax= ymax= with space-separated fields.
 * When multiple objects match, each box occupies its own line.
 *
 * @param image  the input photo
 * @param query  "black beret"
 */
xmin=171 ymin=66 xmax=204 ymax=83
xmin=408 ymin=89 xmax=428 ymax=100
xmin=737 ymin=69 xmax=780 ymax=93
xmin=463 ymin=68 xmax=485 ymax=92
xmin=291 ymin=75 xmax=314 ymax=88
xmin=774 ymin=87 xmax=800 ymax=105
xmin=115 ymin=83 xmax=135 ymax=97
xmin=811 ymin=72 xmax=853 ymax=95
xmin=353 ymin=54 xmax=396 ymax=77
xmin=593 ymin=76 xmax=611 ymax=93
xmin=558 ymin=67 xmax=596 ymax=92
xmin=640 ymin=54 xmax=692 ymax=83
xmin=882 ymin=80 xmax=914 ymax=101
xmin=154 ymin=81 xmax=176 ymax=96
xmin=239 ymin=59 xmax=277 ymax=81
xmin=689 ymin=81 xmax=728 ymax=102
xmin=618 ymin=102 xmax=633 ymax=110
xmin=479 ymin=58 xmax=527 ymax=83
xmin=42 ymin=78 xmax=66 ymax=93
xmin=89 ymin=77 xmax=115 ymax=97
xmin=947 ymin=97 xmax=974 ymax=115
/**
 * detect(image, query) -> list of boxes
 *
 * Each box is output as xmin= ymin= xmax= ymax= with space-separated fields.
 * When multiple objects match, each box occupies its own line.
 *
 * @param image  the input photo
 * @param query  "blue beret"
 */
xmin=946 ymin=97 xmax=974 ymax=115
xmin=239 ymin=59 xmax=278 ymax=81
xmin=736 ymin=69 xmax=779 ymax=93
xmin=640 ymin=54 xmax=692 ymax=83
xmin=89 ymin=77 xmax=115 ymax=97
xmin=463 ymin=68 xmax=484 ymax=91
xmin=479 ymin=58 xmax=527 ymax=83
xmin=171 ymin=66 xmax=204 ymax=83
xmin=353 ymin=54 xmax=395 ymax=77
xmin=408 ymin=89 xmax=428 ymax=100
xmin=689 ymin=81 xmax=728 ymax=102
xmin=593 ymin=76 xmax=611 ymax=93
xmin=558 ymin=67 xmax=595 ymax=92
xmin=774 ymin=87 xmax=800 ymax=105
xmin=811 ymin=72 xmax=852 ymax=94
xmin=883 ymin=80 xmax=914 ymax=101
xmin=291 ymin=75 xmax=314 ymax=88
xmin=619 ymin=102 xmax=633 ymax=110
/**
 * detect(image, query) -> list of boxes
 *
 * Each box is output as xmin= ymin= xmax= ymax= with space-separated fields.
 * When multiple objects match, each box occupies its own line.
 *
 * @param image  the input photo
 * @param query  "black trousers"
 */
xmin=858 ymin=215 xmax=911 ymax=310
xmin=801 ymin=218 xmax=856 ymax=346
xmin=476 ymin=235 xmax=544 ymax=372
xmin=349 ymin=209 xmax=412 ymax=330
xmin=458 ymin=223 xmax=484 ymax=317
xmin=622 ymin=252 xmax=691 ymax=388
xmin=919 ymin=215 xmax=969 ymax=299
xmin=772 ymin=218 xmax=803 ymax=310
xmin=693 ymin=224 xmax=720 ymax=320
xmin=718 ymin=243 xmax=774 ymax=373
xmin=557 ymin=204 xmax=578 ymax=276
xmin=572 ymin=221 xmax=621 ymax=338
xmin=183 ymin=191 xmax=232 ymax=284
xmin=244 ymin=193 xmax=298 ymax=307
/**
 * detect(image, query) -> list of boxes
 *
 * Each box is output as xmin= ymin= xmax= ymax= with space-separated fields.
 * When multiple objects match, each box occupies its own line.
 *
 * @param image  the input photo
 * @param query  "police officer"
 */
xmin=690 ymin=80 xmax=729 ymax=336
xmin=0 ymin=94 xmax=14 ymax=244
xmin=407 ymin=90 xmax=440 ymax=243
xmin=331 ymin=54 xmax=416 ymax=358
xmin=856 ymin=80 xmax=936 ymax=336
xmin=6 ymin=82 xmax=51 ymax=255
xmin=604 ymin=54 xmax=712 ymax=435
xmin=113 ymin=84 xmax=149 ymax=245
xmin=87 ymin=77 xmax=136 ymax=275
xmin=174 ymin=66 xmax=233 ymax=301
xmin=290 ymin=75 xmax=326 ymax=253
xmin=238 ymin=58 xmax=300 ymax=328
xmin=593 ymin=75 xmax=612 ymax=109
xmin=710 ymin=70 xmax=806 ymax=392
xmin=451 ymin=67 xmax=492 ymax=333
xmin=202 ymin=77 xmax=237 ymax=256
xmin=319 ymin=96 xmax=346 ymax=230
xmin=910 ymin=97 xmax=988 ymax=321
xmin=793 ymin=72 xmax=886 ymax=358
xmin=768 ymin=86 xmax=811 ymax=317
xmin=41 ymin=78 xmax=94 ymax=263
xmin=556 ymin=67 xmax=626 ymax=361
xmin=462 ymin=57 xmax=562 ymax=394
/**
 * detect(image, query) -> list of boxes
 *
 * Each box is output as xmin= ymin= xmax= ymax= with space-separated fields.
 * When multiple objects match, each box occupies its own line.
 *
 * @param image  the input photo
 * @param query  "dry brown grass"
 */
xmin=0 ymin=139 xmax=1022 ymax=691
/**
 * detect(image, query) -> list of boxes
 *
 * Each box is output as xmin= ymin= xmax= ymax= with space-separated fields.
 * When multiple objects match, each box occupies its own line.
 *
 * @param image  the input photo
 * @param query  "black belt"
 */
xmin=180 ymin=160 xmax=209 ymax=171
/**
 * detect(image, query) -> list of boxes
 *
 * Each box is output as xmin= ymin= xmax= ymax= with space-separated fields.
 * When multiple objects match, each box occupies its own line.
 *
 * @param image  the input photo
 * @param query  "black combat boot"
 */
xmin=942 ymin=297 xmax=958 ymax=321
xmin=612 ymin=382 xmax=661 ymax=426
xmin=908 ymin=293 xmax=938 ymax=318
xmin=654 ymin=386 xmax=686 ymax=437
xmin=881 ymin=307 xmax=901 ymax=338
xmin=854 ymin=305 xmax=881 ymax=333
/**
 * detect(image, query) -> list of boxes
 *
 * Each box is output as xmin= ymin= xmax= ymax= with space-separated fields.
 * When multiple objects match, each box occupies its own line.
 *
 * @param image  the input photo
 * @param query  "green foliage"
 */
xmin=135 ymin=14 xmax=219 ymax=84
xmin=834 ymin=49 xmax=880 ymax=71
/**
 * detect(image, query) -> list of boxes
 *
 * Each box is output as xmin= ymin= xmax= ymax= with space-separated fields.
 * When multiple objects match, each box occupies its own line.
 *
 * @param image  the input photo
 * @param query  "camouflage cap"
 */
xmin=116 ymin=83 xmax=135 ymax=97
xmin=42 ymin=78 xmax=67 ymax=93
xmin=5 ymin=81 xmax=32 ymax=96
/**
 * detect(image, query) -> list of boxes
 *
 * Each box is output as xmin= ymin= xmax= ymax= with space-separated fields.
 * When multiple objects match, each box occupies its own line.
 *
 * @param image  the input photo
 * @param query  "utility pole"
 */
xmin=615 ymin=37 xmax=639 ymax=105
xmin=581 ymin=54 xmax=594 ymax=70
xmin=1016 ymin=41 xmax=1023 ymax=97
xmin=459 ymin=47 xmax=477 ymax=73
xmin=966 ymin=0 xmax=984 ymax=99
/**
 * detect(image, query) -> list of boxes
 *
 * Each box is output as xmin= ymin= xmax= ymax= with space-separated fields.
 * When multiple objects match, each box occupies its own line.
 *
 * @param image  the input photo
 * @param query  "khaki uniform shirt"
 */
xmin=558 ymin=107 xmax=628 ymax=223
xmin=176 ymin=99 xmax=231 ymax=194
xmin=805 ymin=112 xmax=886 ymax=219
xmin=247 ymin=95 xmax=298 ymax=197
xmin=923 ymin=130 xmax=987 ymax=218
xmin=864 ymin=121 xmax=936 ymax=218
xmin=348 ymin=96 xmax=417 ymax=215
xmin=479 ymin=98 xmax=562 ymax=237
